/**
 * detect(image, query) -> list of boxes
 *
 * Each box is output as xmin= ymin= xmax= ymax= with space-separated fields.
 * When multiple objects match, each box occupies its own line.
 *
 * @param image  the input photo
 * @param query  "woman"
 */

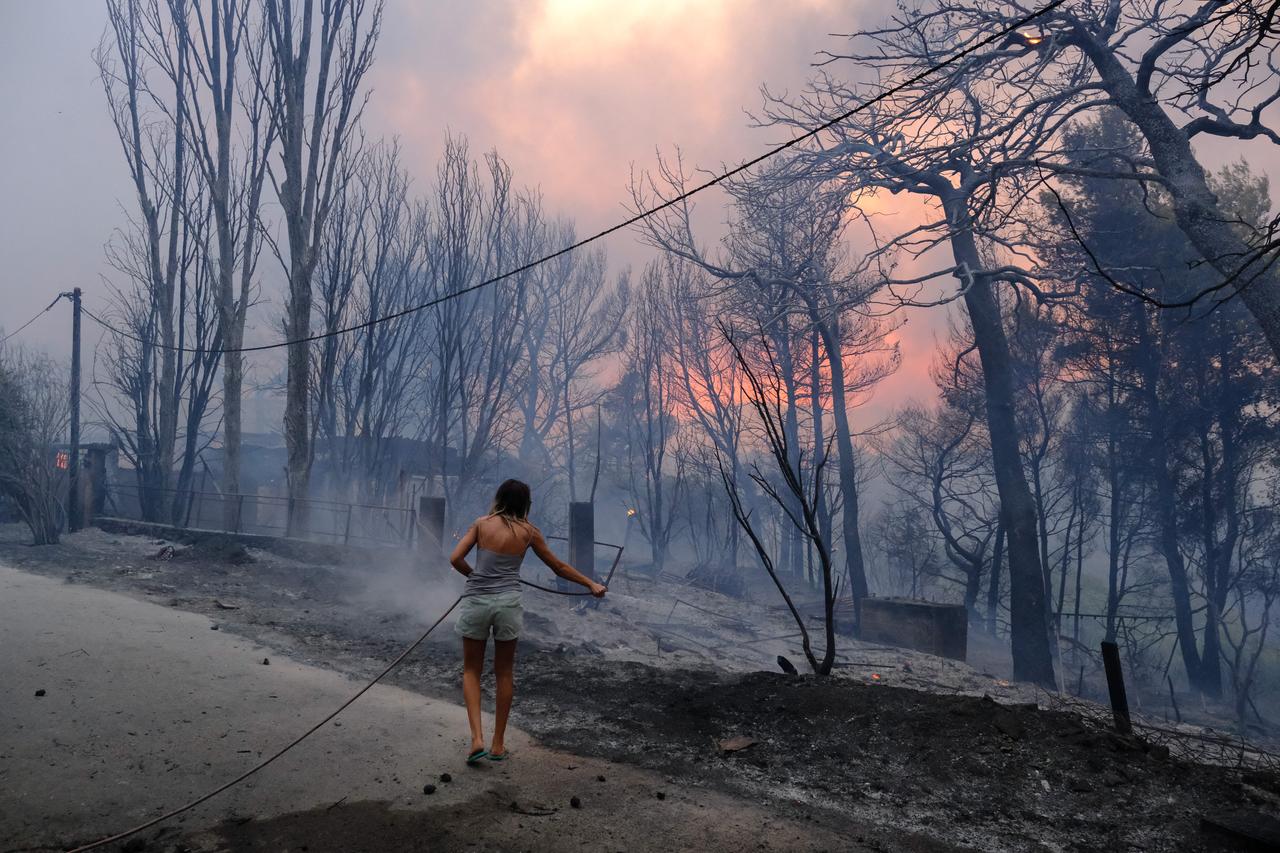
xmin=449 ymin=479 xmax=605 ymax=764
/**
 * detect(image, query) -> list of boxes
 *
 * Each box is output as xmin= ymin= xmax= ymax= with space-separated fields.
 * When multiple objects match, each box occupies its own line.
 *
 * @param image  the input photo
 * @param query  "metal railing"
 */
xmin=102 ymin=482 xmax=416 ymax=549
xmin=518 ymin=533 xmax=625 ymax=590
xmin=99 ymin=482 xmax=627 ymax=584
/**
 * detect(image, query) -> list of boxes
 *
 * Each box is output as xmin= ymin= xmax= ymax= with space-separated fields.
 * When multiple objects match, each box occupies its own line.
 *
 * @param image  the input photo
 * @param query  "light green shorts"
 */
xmin=455 ymin=590 xmax=523 ymax=641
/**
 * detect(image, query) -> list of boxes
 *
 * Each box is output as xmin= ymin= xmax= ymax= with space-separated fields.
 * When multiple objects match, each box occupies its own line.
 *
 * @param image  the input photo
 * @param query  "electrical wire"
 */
xmin=64 ymin=552 xmax=623 ymax=853
xmin=0 ymin=294 xmax=65 ymax=346
xmin=63 ymin=596 xmax=461 ymax=853
xmin=80 ymin=0 xmax=1067 ymax=356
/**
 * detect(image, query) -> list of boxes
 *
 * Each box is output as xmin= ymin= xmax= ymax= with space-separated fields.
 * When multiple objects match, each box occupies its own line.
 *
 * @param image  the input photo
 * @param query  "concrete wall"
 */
xmin=858 ymin=597 xmax=968 ymax=661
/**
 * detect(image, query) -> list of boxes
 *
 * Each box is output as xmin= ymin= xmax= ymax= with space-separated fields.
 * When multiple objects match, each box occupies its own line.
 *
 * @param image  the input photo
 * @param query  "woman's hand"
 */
xmin=531 ymin=527 xmax=606 ymax=596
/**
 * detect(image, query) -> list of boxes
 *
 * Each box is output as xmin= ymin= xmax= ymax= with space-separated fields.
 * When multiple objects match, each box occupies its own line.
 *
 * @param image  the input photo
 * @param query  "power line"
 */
xmin=83 ymin=0 xmax=1068 ymax=356
xmin=0 ymin=294 xmax=65 ymax=346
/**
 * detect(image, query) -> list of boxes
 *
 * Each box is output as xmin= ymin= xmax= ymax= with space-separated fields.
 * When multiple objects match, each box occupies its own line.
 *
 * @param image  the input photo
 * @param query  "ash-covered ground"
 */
xmin=2 ymin=524 xmax=1276 ymax=852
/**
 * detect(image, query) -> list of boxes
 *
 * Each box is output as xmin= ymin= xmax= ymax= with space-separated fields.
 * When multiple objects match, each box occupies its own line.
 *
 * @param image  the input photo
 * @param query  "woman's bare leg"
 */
xmin=462 ymin=637 xmax=487 ymax=753
xmin=490 ymin=639 xmax=517 ymax=756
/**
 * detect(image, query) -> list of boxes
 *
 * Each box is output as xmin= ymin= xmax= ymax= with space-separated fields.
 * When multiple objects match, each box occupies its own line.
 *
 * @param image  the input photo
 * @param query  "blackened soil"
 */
xmin=486 ymin=655 xmax=1274 ymax=853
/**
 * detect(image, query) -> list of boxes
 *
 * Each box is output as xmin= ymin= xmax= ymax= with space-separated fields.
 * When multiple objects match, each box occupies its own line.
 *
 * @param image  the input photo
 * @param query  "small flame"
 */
xmin=626 ymin=508 xmax=637 ymax=517
xmin=1023 ymin=34 xmax=1043 ymax=45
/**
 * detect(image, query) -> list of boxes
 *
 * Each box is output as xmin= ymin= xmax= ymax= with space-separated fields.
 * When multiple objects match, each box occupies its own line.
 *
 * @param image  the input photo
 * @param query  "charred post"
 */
xmin=568 ymin=501 xmax=596 ymax=592
xmin=1101 ymin=640 xmax=1132 ymax=735
xmin=418 ymin=496 xmax=447 ymax=557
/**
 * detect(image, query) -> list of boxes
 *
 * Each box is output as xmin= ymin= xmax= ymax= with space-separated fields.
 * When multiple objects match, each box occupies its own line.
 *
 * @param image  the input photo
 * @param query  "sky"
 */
xmin=1 ymin=0 xmax=1276 ymax=423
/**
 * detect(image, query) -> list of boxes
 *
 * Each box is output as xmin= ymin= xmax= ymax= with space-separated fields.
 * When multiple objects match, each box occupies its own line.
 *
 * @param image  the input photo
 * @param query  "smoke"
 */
xmin=348 ymin=545 xmax=467 ymax=629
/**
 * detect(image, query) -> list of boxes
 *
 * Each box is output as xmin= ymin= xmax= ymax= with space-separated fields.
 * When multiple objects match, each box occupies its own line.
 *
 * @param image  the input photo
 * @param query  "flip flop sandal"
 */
xmin=487 ymin=750 xmax=510 ymax=762
xmin=466 ymin=748 xmax=489 ymax=765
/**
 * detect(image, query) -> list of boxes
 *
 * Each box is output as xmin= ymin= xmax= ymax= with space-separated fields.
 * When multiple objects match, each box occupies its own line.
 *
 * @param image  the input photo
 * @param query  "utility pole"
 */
xmin=66 ymin=287 xmax=82 ymax=532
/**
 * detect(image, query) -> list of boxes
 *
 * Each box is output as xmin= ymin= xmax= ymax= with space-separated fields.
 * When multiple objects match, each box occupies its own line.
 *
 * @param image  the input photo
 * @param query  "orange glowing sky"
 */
xmin=364 ymin=0 xmax=944 ymax=416
xmin=2 ymin=0 xmax=1275 ymax=422
xmin=372 ymin=0 xmax=860 ymax=222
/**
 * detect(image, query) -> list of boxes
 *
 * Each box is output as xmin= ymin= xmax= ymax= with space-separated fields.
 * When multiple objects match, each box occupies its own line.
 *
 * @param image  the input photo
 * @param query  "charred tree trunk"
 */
xmin=1135 ymin=320 xmax=1207 ymax=691
xmin=963 ymin=554 xmax=983 ymax=615
xmin=810 ymin=329 xmax=833 ymax=570
xmin=1073 ymin=506 xmax=1085 ymax=647
xmin=214 ymin=142 xmax=244 ymax=525
xmin=1192 ymin=325 xmax=1244 ymax=700
xmin=213 ymin=137 xmax=244 ymax=521
xmin=1056 ymin=488 xmax=1079 ymax=623
xmin=1029 ymin=451 xmax=1052 ymax=619
xmin=564 ymin=361 xmax=577 ymax=501
xmin=943 ymin=193 xmax=1055 ymax=687
xmin=988 ymin=519 xmax=1004 ymax=636
xmin=283 ymin=257 xmax=315 ymax=532
xmin=222 ymin=327 xmax=244 ymax=518
xmin=1148 ymin=435 xmax=1204 ymax=687
xmin=194 ymin=0 xmax=269 ymax=528
xmin=153 ymin=36 xmax=186 ymax=523
xmin=815 ymin=312 xmax=870 ymax=612
xmin=1103 ymin=361 xmax=1124 ymax=643
xmin=263 ymin=0 xmax=382 ymax=534
xmin=774 ymin=328 xmax=805 ymax=580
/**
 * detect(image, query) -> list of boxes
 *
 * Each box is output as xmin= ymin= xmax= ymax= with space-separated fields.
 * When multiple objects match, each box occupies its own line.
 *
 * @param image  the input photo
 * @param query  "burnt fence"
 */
xmin=103 ymin=482 xmax=416 ymax=548
xmin=98 ymin=483 xmax=626 ymax=585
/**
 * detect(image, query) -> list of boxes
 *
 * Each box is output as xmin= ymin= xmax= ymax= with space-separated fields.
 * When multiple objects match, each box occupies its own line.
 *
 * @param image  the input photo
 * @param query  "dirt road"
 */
xmin=1 ymin=564 xmax=926 ymax=853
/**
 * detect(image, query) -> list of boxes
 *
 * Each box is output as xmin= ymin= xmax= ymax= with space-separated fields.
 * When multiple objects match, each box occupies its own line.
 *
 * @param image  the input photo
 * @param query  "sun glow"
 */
xmin=524 ymin=0 xmax=727 ymax=68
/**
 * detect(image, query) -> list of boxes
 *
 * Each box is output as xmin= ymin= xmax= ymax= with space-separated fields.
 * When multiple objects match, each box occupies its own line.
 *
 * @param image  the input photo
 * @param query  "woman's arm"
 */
xmin=450 ymin=522 xmax=479 ymax=577
xmin=530 ymin=526 xmax=606 ymax=597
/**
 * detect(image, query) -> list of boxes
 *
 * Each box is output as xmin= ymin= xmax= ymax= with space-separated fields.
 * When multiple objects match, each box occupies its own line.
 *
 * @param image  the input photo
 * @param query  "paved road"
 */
xmin=0 ymin=564 xmax=863 ymax=852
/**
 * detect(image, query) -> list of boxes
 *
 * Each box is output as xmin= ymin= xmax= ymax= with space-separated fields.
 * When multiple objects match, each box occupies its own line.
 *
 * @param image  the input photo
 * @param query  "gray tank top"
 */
xmin=464 ymin=546 xmax=526 ymax=596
